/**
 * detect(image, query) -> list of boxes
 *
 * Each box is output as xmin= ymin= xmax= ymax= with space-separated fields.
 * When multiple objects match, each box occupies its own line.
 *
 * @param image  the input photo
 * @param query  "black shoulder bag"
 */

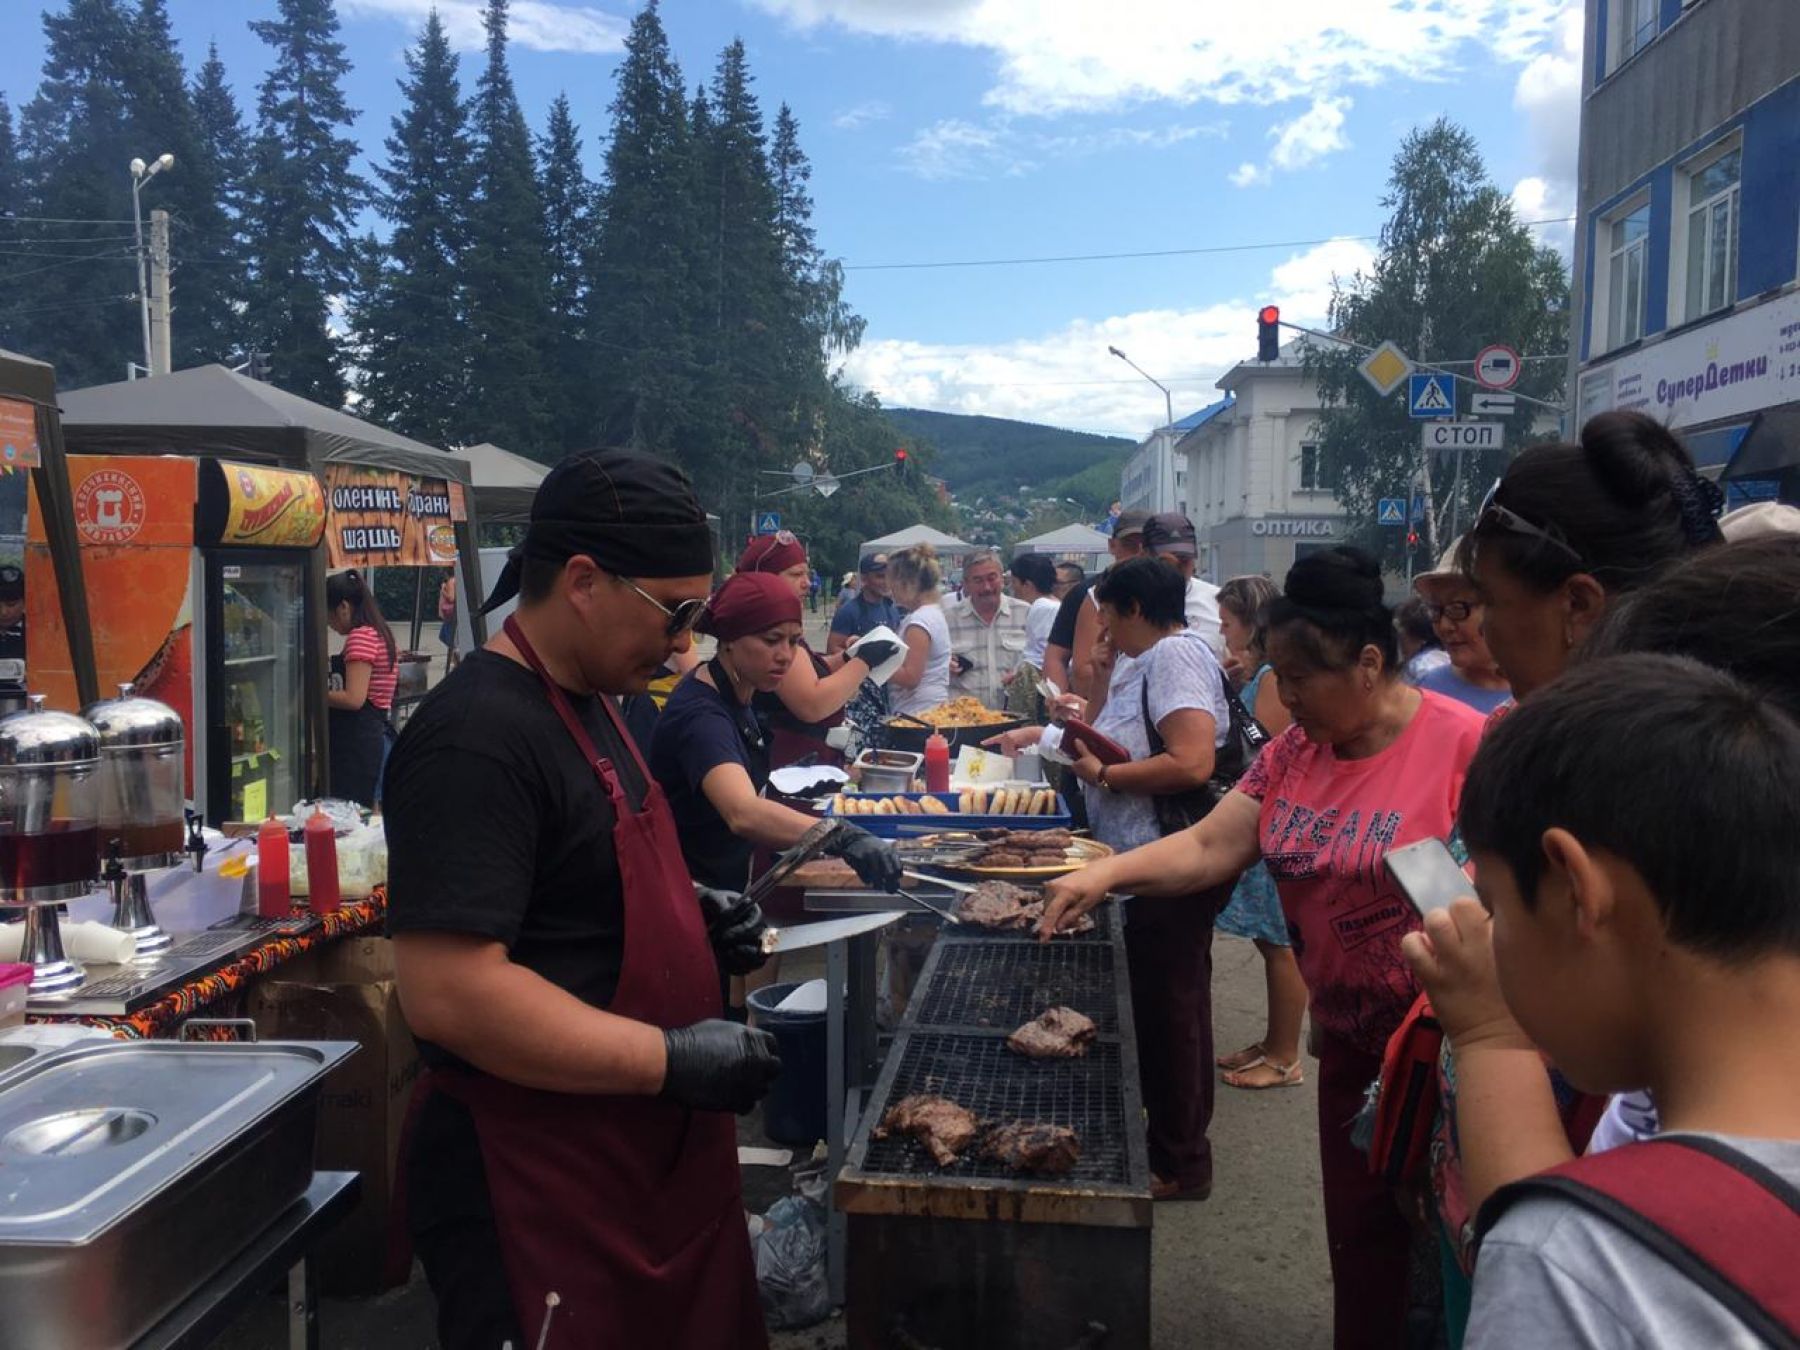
xmin=1140 ymin=660 xmax=1269 ymax=836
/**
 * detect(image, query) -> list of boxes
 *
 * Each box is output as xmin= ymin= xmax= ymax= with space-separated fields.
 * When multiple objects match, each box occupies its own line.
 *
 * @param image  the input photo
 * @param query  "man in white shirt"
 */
xmin=1142 ymin=512 xmax=1223 ymax=656
xmin=942 ymin=549 xmax=1029 ymax=709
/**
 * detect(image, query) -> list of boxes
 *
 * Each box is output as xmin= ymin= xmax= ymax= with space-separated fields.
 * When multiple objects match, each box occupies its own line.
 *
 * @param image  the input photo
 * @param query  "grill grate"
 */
xmin=911 ymin=943 xmax=1118 ymax=1035
xmin=861 ymin=1033 xmax=1131 ymax=1185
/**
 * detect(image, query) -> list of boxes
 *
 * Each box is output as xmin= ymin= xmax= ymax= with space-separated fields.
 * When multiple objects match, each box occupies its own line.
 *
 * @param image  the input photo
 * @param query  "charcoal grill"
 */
xmin=837 ymin=900 xmax=1149 ymax=1349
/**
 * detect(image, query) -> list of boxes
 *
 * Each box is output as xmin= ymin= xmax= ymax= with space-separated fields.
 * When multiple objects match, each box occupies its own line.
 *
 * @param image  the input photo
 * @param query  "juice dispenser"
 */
xmin=0 ymin=696 xmax=102 ymax=992
xmin=83 ymin=683 xmax=186 ymax=955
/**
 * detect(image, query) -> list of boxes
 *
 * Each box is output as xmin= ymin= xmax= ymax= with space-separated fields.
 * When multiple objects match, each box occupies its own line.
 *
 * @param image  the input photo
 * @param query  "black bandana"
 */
xmin=481 ymin=450 xmax=715 ymax=613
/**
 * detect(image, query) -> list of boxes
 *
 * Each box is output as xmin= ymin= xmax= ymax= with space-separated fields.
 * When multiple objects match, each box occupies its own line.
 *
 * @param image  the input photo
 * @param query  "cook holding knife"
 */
xmin=383 ymin=451 xmax=781 ymax=1350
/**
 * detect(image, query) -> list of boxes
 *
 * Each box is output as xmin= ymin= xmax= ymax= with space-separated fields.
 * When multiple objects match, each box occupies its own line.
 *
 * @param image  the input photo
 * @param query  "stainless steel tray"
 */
xmin=0 ymin=1039 xmax=355 ymax=1350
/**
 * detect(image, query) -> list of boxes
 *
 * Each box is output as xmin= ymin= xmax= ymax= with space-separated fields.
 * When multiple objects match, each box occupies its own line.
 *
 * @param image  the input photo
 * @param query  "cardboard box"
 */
xmin=250 ymin=936 xmax=421 ymax=1296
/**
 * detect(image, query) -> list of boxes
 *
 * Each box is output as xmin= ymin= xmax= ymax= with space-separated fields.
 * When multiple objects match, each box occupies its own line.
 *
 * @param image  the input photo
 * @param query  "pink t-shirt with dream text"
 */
xmin=1236 ymin=689 xmax=1486 ymax=1057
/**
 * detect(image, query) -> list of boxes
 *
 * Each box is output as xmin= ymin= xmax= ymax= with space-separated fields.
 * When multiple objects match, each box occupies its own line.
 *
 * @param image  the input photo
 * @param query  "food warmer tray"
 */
xmin=0 ymin=1038 xmax=355 ymax=1350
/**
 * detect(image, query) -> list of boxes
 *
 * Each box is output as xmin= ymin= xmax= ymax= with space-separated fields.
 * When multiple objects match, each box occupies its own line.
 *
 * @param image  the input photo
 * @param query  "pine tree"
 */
xmin=350 ymin=11 xmax=472 ymax=446
xmin=0 ymin=95 xmax=17 ymax=222
xmin=460 ymin=0 xmax=553 ymax=453
xmin=588 ymin=0 xmax=702 ymax=456
xmin=5 ymin=0 xmax=145 ymax=386
xmin=183 ymin=43 xmax=251 ymax=367
xmin=536 ymin=93 xmax=594 ymax=454
xmin=241 ymin=0 xmax=366 ymax=406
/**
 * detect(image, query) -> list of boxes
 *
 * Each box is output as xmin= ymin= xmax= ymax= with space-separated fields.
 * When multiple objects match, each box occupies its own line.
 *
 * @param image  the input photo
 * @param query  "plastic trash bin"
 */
xmin=748 ymin=981 xmax=828 ymax=1145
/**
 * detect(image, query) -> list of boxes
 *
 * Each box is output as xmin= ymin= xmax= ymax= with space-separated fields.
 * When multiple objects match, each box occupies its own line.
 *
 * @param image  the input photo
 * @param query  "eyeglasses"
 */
xmin=1475 ymin=478 xmax=1586 ymax=568
xmin=1425 ymin=600 xmax=1476 ymax=623
xmin=619 ymin=576 xmax=708 ymax=636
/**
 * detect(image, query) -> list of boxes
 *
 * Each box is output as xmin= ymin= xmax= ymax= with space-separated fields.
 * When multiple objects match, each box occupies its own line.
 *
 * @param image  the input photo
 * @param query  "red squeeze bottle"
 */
xmin=923 ymin=731 xmax=951 ymax=795
xmin=257 ymin=816 xmax=291 ymax=918
xmin=304 ymin=809 xmax=341 ymax=915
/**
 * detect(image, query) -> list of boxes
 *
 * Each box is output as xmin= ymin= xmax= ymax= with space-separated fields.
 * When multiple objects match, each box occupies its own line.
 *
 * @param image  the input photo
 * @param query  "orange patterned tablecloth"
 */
xmin=33 ymin=889 xmax=387 ymax=1040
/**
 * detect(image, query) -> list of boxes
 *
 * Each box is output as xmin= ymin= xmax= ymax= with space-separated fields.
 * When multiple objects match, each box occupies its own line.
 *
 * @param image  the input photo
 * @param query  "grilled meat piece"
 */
xmin=874 ymin=1094 xmax=980 ymax=1166
xmin=976 ymin=850 xmax=1028 ymax=869
xmin=980 ymin=1122 xmax=1081 ymax=1176
xmin=1007 ymin=1007 xmax=1097 ymax=1059
xmin=955 ymin=880 xmax=1038 ymax=928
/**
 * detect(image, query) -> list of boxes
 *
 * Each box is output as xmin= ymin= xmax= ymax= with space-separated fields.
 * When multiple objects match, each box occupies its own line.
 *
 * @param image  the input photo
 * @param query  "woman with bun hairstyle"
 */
xmin=325 ymin=568 xmax=399 ymax=805
xmin=886 ymin=544 xmax=953 ymax=719
xmin=1458 ymin=410 xmax=1722 ymax=699
xmin=1042 ymin=546 xmax=1487 ymax=1349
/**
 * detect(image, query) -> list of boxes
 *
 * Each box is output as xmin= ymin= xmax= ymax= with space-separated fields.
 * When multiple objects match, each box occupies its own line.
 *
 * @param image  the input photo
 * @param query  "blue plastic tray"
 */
xmin=823 ymin=790 xmax=1071 ymax=838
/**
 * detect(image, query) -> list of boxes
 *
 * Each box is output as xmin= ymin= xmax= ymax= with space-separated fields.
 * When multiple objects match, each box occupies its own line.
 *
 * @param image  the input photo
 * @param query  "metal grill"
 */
xmin=860 ymin=1033 xmax=1132 ymax=1186
xmin=938 ymin=894 xmax=1119 ymax=944
xmin=911 ymin=943 xmax=1118 ymax=1035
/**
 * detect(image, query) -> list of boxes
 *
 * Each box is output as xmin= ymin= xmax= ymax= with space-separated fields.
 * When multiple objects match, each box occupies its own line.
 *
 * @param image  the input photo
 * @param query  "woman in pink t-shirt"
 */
xmin=1043 ymin=547 xmax=1485 ymax=1350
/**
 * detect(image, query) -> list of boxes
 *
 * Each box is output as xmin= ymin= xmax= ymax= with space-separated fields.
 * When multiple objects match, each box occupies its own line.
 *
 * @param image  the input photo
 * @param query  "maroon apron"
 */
xmin=420 ymin=618 xmax=767 ymax=1349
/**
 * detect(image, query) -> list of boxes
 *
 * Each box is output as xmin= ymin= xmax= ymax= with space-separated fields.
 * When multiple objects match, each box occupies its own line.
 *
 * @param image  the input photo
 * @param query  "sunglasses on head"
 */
xmin=1476 ymin=478 xmax=1586 ymax=569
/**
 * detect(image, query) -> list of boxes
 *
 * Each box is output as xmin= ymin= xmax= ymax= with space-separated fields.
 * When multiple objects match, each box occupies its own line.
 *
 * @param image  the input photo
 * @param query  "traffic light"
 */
xmin=894 ymin=447 xmax=908 ymax=477
xmin=1257 ymin=306 xmax=1281 ymax=362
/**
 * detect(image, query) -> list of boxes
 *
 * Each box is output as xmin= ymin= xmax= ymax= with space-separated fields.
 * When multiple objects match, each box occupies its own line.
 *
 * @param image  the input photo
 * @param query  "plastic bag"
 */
xmin=753 ymin=1163 xmax=831 ymax=1329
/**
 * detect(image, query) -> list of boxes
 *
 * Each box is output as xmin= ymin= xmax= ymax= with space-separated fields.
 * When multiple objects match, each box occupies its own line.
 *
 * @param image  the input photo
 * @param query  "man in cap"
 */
xmin=384 ymin=450 xmax=780 ymax=1350
xmin=943 ymin=547 xmax=1030 ymax=709
xmin=827 ymin=551 xmax=901 ymax=656
xmin=1048 ymin=510 xmax=1147 ymax=701
xmin=0 ymin=565 xmax=23 ymax=660
xmin=1142 ymin=511 xmax=1223 ymax=655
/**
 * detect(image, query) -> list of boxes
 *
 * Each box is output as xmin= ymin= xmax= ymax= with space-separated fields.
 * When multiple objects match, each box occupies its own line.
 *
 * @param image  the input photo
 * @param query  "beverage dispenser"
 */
xmin=0 ymin=696 xmax=101 ymax=992
xmin=83 ymin=683 xmax=186 ymax=955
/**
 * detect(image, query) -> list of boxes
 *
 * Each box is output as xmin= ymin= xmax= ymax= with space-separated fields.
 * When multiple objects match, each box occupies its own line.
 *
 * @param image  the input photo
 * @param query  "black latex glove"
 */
xmin=850 ymin=638 xmax=901 ymax=669
xmin=696 ymin=886 xmax=770 ymax=976
xmin=825 ymin=824 xmax=904 ymax=892
xmin=661 ymin=1020 xmax=782 ymax=1114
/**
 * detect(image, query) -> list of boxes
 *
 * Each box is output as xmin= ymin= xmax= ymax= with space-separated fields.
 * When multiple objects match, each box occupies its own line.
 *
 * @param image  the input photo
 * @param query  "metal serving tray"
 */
xmin=0 ymin=1039 xmax=355 ymax=1350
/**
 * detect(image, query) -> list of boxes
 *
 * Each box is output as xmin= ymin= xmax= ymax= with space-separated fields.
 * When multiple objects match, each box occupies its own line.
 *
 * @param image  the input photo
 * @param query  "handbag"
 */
xmin=1140 ymin=654 xmax=1268 ymax=836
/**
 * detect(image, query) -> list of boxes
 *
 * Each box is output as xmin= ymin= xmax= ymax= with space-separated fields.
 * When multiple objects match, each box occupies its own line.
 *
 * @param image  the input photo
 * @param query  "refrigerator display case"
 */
xmin=209 ymin=554 xmax=307 ymax=824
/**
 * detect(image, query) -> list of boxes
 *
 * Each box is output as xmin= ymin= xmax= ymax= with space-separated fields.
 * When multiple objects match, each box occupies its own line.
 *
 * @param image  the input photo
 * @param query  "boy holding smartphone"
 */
xmin=1408 ymin=654 xmax=1800 ymax=1346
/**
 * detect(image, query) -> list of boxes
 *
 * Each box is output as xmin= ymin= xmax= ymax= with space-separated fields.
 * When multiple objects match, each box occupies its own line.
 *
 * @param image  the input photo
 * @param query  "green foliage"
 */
xmin=1306 ymin=118 xmax=1568 ymax=569
xmin=242 ymin=0 xmax=367 ymax=406
xmin=881 ymin=408 xmax=1133 ymax=502
xmin=185 ymin=43 xmax=251 ymax=366
xmin=348 ymin=10 xmax=471 ymax=446
xmin=537 ymin=93 xmax=595 ymax=456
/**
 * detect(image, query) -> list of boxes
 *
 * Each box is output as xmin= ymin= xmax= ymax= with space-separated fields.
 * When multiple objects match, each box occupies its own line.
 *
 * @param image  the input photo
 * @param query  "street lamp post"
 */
xmin=1107 ymin=345 xmax=1174 ymax=431
xmin=129 ymin=153 xmax=174 ymax=376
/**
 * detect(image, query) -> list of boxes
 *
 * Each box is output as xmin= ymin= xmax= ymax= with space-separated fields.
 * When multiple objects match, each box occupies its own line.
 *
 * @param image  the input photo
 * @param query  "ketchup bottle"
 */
xmin=304 ymin=809 xmax=341 ymax=915
xmin=257 ymin=816 xmax=291 ymax=918
xmin=923 ymin=731 xmax=951 ymax=795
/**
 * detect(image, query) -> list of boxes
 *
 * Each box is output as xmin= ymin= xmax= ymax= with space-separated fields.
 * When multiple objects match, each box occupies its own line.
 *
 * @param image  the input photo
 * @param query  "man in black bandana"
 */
xmin=385 ymin=450 xmax=780 ymax=1350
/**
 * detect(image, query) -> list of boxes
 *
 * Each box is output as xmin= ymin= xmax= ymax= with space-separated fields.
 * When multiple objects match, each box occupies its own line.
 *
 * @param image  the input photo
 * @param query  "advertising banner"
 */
xmin=0 ymin=397 xmax=40 ymax=469
xmin=212 ymin=462 xmax=327 ymax=548
xmin=325 ymin=465 xmax=457 ymax=568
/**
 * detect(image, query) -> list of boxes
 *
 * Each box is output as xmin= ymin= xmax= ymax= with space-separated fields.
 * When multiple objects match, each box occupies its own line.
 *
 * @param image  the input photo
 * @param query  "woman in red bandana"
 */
xmin=735 ymin=533 xmax=900 ymax=769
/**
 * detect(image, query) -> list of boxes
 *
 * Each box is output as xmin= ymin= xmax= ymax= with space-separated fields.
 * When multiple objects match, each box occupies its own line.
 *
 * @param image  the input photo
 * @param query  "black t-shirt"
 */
xmin=384 ymin=650 xmax=647 ymax=1067
xmin=648 ymin=673 xmax=761 ymax=892
xmin=1048 ymin=578 xmax=1096 ymax=651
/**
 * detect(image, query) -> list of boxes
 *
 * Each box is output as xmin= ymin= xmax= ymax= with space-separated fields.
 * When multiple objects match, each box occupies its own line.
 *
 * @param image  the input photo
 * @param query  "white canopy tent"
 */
xmin=1012 ymin=522 xmax=1112 ymax=574
xmin=860 ymin=523 xmax=974 ymax=558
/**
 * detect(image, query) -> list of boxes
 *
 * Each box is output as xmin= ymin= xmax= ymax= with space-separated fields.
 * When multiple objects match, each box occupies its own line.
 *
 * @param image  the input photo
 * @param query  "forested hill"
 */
xmin=883 ymin=408 xmax=1134 ymax=509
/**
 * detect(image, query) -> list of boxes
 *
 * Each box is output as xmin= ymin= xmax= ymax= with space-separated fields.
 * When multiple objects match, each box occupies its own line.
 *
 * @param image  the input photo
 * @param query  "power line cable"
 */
xmin=0 ymin=293 xmax=134 ymax=318
xmin=0 ymin=249 xmax=134 ymax=283
xmin=0 ymin=214 xmax=139 ymax=225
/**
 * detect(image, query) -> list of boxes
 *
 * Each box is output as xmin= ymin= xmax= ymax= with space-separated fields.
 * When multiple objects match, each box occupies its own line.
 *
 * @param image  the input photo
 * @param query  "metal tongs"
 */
xmin=747 ymin=818 xmax=848 ymax=908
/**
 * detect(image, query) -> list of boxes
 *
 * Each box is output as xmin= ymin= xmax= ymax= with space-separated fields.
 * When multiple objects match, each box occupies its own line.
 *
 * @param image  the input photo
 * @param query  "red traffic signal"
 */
xmin=894 ymin=447 xmax=908 ymax=476
xmin=1257 ymin=306 xmax=1281 ymax=362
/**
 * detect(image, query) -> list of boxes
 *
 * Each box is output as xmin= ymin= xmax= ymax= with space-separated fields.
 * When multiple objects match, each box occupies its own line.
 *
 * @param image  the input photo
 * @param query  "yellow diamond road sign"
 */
xmin=1359 ymin=341 xmax=1413 ymax=398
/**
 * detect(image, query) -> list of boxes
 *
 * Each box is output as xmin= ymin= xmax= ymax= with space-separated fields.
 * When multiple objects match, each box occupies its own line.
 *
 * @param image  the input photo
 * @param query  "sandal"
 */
xmin=1216 ymin=1041 xmax=1266 ymax=1072
xmin=1221 ymin=1056 xmax=1305 ymax=1091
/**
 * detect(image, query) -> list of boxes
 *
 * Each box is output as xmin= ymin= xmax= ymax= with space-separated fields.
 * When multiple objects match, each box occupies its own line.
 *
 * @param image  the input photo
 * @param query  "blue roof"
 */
xmin=1172 ymin=395 xmax=1234 ymax=432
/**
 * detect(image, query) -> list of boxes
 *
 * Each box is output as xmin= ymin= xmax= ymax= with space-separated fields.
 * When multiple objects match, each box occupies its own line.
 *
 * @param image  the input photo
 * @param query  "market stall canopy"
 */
xmin=0 ymin=346 xmax=56 ymax=407
xmin=57 ymin=364 xmax=471 ymax=484
xmin=457 ymin=440 xmax=548 ymax=524
xmin=1012 ymin=522 xmax=1112 ymax=557
xmin=1722 ymin=406 xmax=1800 ymax=480
xmin=861 ymin=523 xmax=972 ymax=555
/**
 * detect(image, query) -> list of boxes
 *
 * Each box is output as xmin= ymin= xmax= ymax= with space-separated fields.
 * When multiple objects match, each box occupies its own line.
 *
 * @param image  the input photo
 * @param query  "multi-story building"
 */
xmin=1118 ymin=421 xmax=1192 ymax=518
xmin=1179 ymin=343 xmax=1345 ymax=580
xmin=1571 ymin=0 xmax=1800 ymax=501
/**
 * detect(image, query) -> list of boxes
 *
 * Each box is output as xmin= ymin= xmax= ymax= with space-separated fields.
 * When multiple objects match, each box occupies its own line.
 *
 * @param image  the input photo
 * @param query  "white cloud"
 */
xmin=899 ymin=117 xmax=1225 ymax=180
xmin=750 ymin=0 xmax=1574 ymax=115
xmin=1231 ymin=95 xmax=1352 ymax=188
xmin=342 ymin=0 xmax=628 ymax=55
xmin=1509 ymin=0 xmax=1582 ymax=255
xmin=833 ymin=100 xmax=893 ymax=130
xmin=839 ymin=238 xmax=1377 ymax=434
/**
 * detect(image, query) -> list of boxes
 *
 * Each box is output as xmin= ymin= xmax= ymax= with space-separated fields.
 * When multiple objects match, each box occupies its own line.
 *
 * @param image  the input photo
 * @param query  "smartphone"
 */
xmin=1383 ymin=838 xmax=1475 ymax=918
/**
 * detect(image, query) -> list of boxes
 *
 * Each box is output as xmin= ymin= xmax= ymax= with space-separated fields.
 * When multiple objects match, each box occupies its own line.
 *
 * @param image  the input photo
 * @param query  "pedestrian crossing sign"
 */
xmin=1378 ymin=498 xmax=1406 ymax=526
xmin=1408 ymin=373 xmax=1455 ymax=418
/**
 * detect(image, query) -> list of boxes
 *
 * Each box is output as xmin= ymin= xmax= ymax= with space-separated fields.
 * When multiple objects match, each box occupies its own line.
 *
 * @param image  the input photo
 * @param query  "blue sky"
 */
xmin=0 ymin=0 xmax=1583 ymax=435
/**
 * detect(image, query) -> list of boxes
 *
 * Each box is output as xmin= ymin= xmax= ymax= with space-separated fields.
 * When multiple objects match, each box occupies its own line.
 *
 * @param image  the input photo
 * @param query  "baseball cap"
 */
xmin=858 ymin=552 xmax=888 ymax=574
xmin=1143 ymin=512 xmax=1198 ymax=558
xmin=1113 ymin=510 xmax=1150 ymax=539
xmin=0 ymin=565 xmax=20 ymax=602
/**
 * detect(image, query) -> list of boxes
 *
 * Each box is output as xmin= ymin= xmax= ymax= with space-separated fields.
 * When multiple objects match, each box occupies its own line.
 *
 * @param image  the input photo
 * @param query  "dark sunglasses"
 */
xmin=1425 ymin=600 xmax=1476 ymax=623
xmin=619 ymin=576 xmax=707 ymax=636
xmin=1475 ymin=478 xmax=1586 ymax=569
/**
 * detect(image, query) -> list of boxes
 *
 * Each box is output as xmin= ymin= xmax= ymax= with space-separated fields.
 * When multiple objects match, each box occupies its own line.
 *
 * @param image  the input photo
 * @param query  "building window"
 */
xmin=1298 ymin=443 xmax=1328 ymax=492
xmin=1683 ymin=144 xmax=1740 ymax=321
xmin=1605 ymin=203 xmax=1649 ymax=350
xmin=1612 ymin=0 xmax=1657 ymax=68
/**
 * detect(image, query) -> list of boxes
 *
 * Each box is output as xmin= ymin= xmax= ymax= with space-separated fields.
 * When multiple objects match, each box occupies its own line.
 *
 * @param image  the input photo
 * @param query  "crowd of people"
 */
xmin=378 ymin=412 xmax=1800 ymax=1348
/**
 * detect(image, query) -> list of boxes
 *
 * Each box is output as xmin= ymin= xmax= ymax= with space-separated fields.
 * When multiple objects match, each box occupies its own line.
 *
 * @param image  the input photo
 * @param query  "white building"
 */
xmin=1118 ymin=425 xmax=1187 ymax=517
xmin=1179 ymin=342 xmax=1345 ymax=581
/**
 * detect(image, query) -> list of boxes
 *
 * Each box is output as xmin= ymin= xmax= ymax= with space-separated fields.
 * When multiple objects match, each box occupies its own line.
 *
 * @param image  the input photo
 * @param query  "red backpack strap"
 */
xmin=1476 ymin=1136 xmax=1800 ymax=1347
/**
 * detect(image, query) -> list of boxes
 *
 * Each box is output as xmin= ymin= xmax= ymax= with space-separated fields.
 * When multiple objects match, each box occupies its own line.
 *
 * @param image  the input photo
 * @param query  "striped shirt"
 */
xmin=343 ymin=626 xmax=398 ymax=711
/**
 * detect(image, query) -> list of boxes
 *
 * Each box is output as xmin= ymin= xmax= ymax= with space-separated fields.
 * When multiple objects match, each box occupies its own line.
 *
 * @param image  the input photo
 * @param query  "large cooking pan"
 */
xmin=881 ymin=717 xmax=1027 ymax=753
